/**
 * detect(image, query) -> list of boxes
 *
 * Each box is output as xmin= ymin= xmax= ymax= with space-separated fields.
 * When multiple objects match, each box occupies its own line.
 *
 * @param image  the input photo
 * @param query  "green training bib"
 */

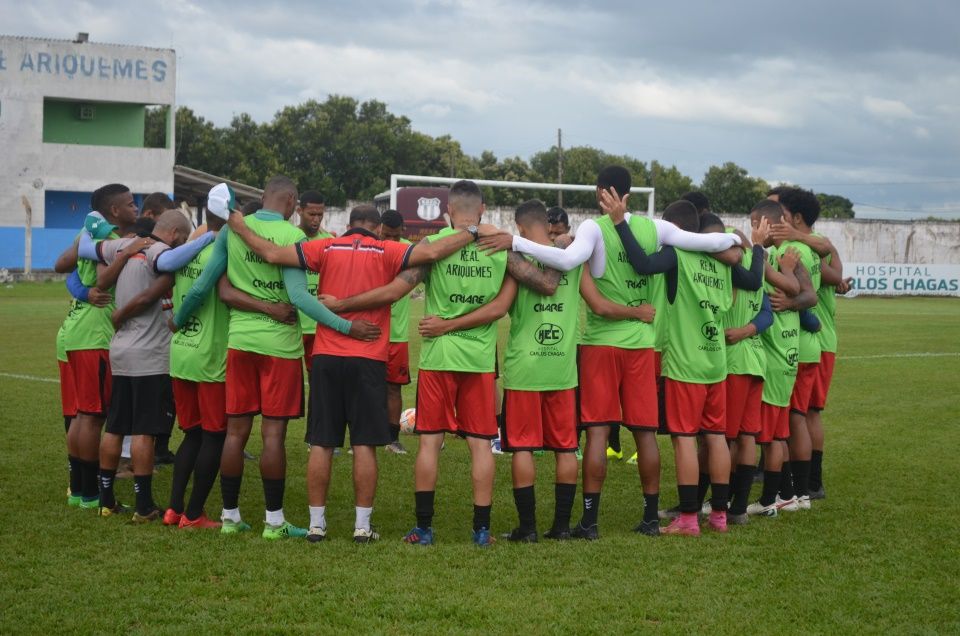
xmin=170 ymin=242 xmax=230 ymax=382
xmin=761 ymin=246 xmax=800 ymax=406
xmin=725 ymin=247 xmax=766 ymax=377
xmin=390 ymin=238 xmax=414 ymax=343
xmin=59 ymin=232 xmax=118 ymax=354
xmin=783 ymin=240 xmax=822 ymax=364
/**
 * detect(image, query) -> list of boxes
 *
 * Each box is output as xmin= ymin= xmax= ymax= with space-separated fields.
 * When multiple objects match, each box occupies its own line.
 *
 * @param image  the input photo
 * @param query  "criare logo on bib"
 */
xmin=417 ymin=197 xmax=442 ymax=221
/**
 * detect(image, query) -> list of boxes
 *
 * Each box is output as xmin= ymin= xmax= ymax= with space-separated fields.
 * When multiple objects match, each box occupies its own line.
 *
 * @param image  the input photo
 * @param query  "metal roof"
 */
xmin=174 ymin=165 xmax=263 ymax=205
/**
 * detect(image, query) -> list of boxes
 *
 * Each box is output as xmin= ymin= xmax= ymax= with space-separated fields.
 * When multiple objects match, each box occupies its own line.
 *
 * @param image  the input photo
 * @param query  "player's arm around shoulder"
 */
xmin=578 ymin=271 xmax=655 ymax=323
xmin=225 ymin=210 xmax=301 ymax=267
xmin=506 ymin=251 xmax=561 ymax=296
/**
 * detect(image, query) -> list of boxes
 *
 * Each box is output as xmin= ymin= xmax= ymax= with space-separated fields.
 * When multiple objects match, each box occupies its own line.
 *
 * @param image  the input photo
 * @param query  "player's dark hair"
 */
xmin=698 ymin=212 xmax=725 ymax=233
xmin=264 ymin=175 xmax=298 ymax=197
xmin=205 ymin=211 xmax=226 ymax=231
xmin=682 ymin=191 xmax=710 ymax=215
xmin=140 ymin=192 xmax=174 ymax=216
xmin=596 ymin=165 xmax=631 ymax=196
xmin=131 ymin=217 xmax=155 ymax=237
xmin=91 ymin=183 xmax=130 ymax=213
xmin=299 ymin=190 xmax=325 ymax=207
xmin=662 ymin=200 xmax=699 ymax=232
xmin=449 ymin=179 xmax=483 ymax=202
xmin=349 ymin=203 xmax=381 ymax=227
xmin=751 ymin=198 xmax=785 ymax=222
xmin=381 ymin=209 xmax=404 ymax=229
xmin=240 ymin=200 xmax=261 ymax=216
xmin=778 ymin=187 xmax=821 ymax=227
xmin=766 ymin=185 xmax=792 ymax=198
xmin=546 ymin=206 xmax=569 ymax=226
xmin=515 ymin=199 xmax=548 ymax=226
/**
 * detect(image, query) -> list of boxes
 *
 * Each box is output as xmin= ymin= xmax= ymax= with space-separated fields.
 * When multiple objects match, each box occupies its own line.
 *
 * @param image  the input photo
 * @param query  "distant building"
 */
xmin=0 ymin=34 xmax=175 ymax=268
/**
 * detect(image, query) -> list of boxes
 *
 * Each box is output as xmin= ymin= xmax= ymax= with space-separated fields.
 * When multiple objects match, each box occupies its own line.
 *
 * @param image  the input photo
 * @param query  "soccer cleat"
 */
xmin=178 ymin=513 xmax=222 ymax=530
xmin=626 ymin=452 xmax=638 ymax=465
xmin=491 ymin=438 xmax=503 ymax=455
xmin=79 ymin=497 xmax=100 ymax=510
xmin=115 ymin=458 xmax=134 ymax=480
xmin=570 ymin=522 xmax=599 ymax=541
xmin=306 ymin=526 xmax=327 ymax=543
xmin=700 ymin=501 xmax=713 ymax=517
xmin=131 ymin=508 xmax=162 ymax=524
xmin=658 ymin=506 xmax=681 ymax=521
xmin=797 ymin=495 xmax=812 ymax=511
xmin=746 ymin=501 xmax=778 ymax=517
xmin=727 ymin=512 xmax=750 ymax=526
xmin=220 ymin=519 xmax=252 ymax=535
xmin=162 ymin=508 xmax=182 ymax=526
xmin=776 ymin=496 xmax=800 ymax=512
xmin=809 ymin=487 xmax=826 ymax=500
xmin=402 ymin=526 xmax=434 ymax=545
xmin=154 ymin=451 xmax=176 ymax=466
xmin=543 ymin=526 xmax=572 ymax=540
xmin=262 ymin=521 xmax=308 ymax=540
xmin=386 ymin=441 xmax=408 ymax=455
xmin=353 ymin=527 xmax=380 ymax=544
xmin=661 ymin=515 xmax=700 ymax=536
xmin=97 ymin=502 xmax=130 ymax=517
xmin=502 ymin=527 xmax=538 ymax=543
xmin=68 ymin=494 xmax=83 ymax=507
xmin=707 ymin=510 xmax=728 ymax=533
xmin=605 ymin=447 xmax=623 ymax=461
xmin=633 ymin=520 xmax=660 ymax=537
xmin=472 ymin=527 xmax=495 ymax=547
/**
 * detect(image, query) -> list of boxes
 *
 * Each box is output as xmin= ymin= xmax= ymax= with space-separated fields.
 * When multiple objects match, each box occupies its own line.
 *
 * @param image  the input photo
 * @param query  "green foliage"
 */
xmin=817 ymin=193 xmax=856 ymax=219
xmin=700 ymin=161 xmax=770 ymax=215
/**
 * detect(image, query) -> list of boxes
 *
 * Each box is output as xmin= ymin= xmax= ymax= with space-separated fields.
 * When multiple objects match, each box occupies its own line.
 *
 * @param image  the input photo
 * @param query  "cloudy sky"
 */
xmin=5 ymin=0 xmax=960 ymax=218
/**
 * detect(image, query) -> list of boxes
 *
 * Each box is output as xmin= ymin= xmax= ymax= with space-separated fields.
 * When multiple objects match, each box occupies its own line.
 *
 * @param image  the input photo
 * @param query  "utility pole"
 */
xmin=557 ymin=128 xmax=564 ymax=207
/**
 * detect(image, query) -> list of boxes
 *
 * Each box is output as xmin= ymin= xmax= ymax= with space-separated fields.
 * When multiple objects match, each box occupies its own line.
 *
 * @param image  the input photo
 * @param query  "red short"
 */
xmin=65 ymin=349 xmax=112 ymax=416
xmin=386 ymin=341 xmax=411 ymax=385
xmin=303 ymin=334 xmax=315 ymax=370
xmin=655 ymin=350 xmax=663 ymax=378
xmin=759 ymin=402 xmax=790 ymax=444
xmin=725 ymin=374 xmax=763 ymax=440
xmin=225 ymin=349 xmax=303 ymax=419
xmin=789 ymin=362 xmax=820 ymax=414
xmin=501 ymin=389 xmax=577 ymax=452
xmin=578 ymin=345 xmax=657 ymax=429
xmin=809 ymin=352 xmax=836 ymax=411
xmin=172 ymin=378 xmax=227 ymax=433
xmin=664 ymin=378 xmax=726 ymax=436
xmin=416 ymin=370 xmax=497 ymax=438
xmin=58 ymin=360 xmax=78 ymax=418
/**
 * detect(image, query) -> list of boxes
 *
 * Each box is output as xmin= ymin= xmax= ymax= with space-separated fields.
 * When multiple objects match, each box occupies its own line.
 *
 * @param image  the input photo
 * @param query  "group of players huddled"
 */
xmin=54 ymin=165 xmax=848 ymax=545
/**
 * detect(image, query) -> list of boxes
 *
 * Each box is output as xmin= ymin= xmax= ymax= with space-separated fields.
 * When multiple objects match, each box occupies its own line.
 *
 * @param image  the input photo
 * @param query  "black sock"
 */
xmin=220 ymin=474 xmax=242 ymax=510
xmin=810 ymin=450 xmax=823 ymax=491
xmin=415 ymin=490 xmax=435 ymax=529
xmin=262 ymin=478 xmax=285 ymax=513
xmin=678 ymin=484 xmax=699 ymax=513
xmin=581 ymin=492 xmax=600 ymax=527
xmin=512 ymin=486 xmax=536 ymax=534
xmin=696 ymin=472 xmax=711 ymax=507
xmin=184 ymin=432 xmax=225 ymax=520
xmin=68 ymin=455 xmax=83 ymax=496
xmin=473 ymin=504 xmax=492 ymax=532
xmin=133 ymin=474 xmax=155 ymax=515
xmin=168 ymin=428 xmax=202 ymax=514
xmin=99 ymin=468 xmax=117 ymax=509
xmin=64 ymin=416 xmax=72 ymax=434
xmin=552 ymin=483 xmax=576 ymax=530
xmin=779 ymin=461 xmax=796 ymax=500
xmin=792 ymin=460 xmax=811 ymax=497
xmin=760 ymin=470 xmax=780 ymax=506
xmin=389 ymin=425 xmax=400 ymax=443
xmin=710 ymin=483 xmax=729 ymax=512
xmin=608 ymin=425 xmax=621 ymax=453
xmin=730 ymin=464 xmax=755 ymax=515
xmin=80 ymin=460 xmax=99 ymax=500
xmin=155 ymin=434 xmax=171 ymax=456
xmin=643 ymin=492 xmax=659 ymax=522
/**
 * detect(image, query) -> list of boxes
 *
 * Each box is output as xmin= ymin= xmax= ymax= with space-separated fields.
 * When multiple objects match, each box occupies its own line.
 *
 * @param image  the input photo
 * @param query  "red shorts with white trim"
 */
xmin=172 ymin=378 xmax=227 ymax=433
xmin=789 ymin=362 xmax=819 ymax=414
xmin=578 ymin=345 xmax=657 ymax=429
xmin=58 ymin=360 xmax=78 ymax=418
xmin=725 ymin=374 xmax=763 ymax=440
xmin=66 ymin=349 xmax=112 ymax=416
xmin=664 ymin=378 xmax=726 ymax=436
xmin=415 ymin=370 xmax=497 ymax=438
xmin=225 ymin=349 xmax=303 ymax=419
xmin=501 ymin=389 xmax=577 ymax=452
xmin=759 ymin=402 xmax=790 ymax=444
xmin=303 ymin=334 xmax=315 ymax=370
xmin=809 ymin=352 xmax=836 ymax=411
xmin=386 ymin=341 xmax=411 ymax=385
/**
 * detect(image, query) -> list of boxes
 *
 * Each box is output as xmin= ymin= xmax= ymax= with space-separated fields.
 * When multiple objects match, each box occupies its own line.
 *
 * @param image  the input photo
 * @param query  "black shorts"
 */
xmin=306 ymin=355 xmax=390 ymax=448
xmin=105 ymin=374 xmax=175 ymax=437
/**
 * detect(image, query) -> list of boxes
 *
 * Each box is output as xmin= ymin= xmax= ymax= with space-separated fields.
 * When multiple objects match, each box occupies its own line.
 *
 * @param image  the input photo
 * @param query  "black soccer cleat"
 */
xmin=633 ymin=519 xmax=660 ymax=536
xmin=543 ymin=526 xmax=572 ymax=540
xmin=809 ymin=487 xmax=826 ymax=500
xmin=502 ymin=527 xmax=538 ymax=543
xmin=570 ymin=522 xmax=599 ymax=541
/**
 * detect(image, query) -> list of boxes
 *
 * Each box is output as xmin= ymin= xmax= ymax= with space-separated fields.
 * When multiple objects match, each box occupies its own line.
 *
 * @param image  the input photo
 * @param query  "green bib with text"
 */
xmin=390 ymin=238 xmax=414 ymax=343
xmin=725 ymin=247 xmax=766 ymax=377
xmin=59 ymin=232 xmax=118 ymax=354
xmin=761 ymin=246 xmax=800 ymax=406
xmin=783 ymin=240 xmax=822 ymax=363
xmin=812 ymin=240 xmax=837 ymax=353
xmin=170 ymin=242 xmax=230 ymax=382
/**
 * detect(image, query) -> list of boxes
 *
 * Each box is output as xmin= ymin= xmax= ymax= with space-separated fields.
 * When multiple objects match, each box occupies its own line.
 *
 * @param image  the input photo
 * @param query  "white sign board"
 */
xmin=846 ymin=263 xmax=960 ymax=297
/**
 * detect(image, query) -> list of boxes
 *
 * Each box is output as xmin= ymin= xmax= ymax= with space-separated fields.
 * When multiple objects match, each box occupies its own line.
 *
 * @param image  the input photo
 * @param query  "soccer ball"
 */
xmin=399 ymin=408 xmax=417 ymax=434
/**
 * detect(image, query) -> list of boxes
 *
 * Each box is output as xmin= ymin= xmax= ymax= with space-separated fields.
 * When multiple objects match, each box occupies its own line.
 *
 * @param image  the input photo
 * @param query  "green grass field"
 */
xmin=1 ymin=282 xmax=958 ymax=634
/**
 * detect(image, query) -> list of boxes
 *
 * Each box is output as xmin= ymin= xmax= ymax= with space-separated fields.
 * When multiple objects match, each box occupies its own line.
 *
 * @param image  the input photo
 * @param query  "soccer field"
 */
xmin=0 ymin=283 xmax=958 ymax=634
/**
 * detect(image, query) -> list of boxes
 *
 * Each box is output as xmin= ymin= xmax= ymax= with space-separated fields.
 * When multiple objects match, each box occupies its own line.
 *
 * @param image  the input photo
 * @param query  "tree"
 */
xmin=529 ymin=146 xmax=648 ymax=209
xmin=699 ymin=162 xmax=769 ymax=215
xmin=649 ymin=160 xmax=695 ymax=211
xmin=816 ymin=193 xmax=855 ymax=219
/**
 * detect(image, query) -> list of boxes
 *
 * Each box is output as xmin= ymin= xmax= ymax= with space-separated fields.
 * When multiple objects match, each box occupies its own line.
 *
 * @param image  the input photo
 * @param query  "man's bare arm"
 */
xmin=506 ymin=251 xmax=561 ymax=296
xmin=217 ymin=275 xmax=297 ymax=324
xmin=579 ymin=272 xmax=655 ymax=323
xmin=820 ymin=245 xmax=844 ymax=286
xmin=54 ymin=238 xmax=80 ymax=273
xmin=418 ymin=276 xmax=518 ymax=337
xmin=323 ymin=266 xmax=428 ymax=314
xmin=111 ymin=274 xmax=174 ymax=329
xmin=226 ymin=211 xmax=301 ymax=267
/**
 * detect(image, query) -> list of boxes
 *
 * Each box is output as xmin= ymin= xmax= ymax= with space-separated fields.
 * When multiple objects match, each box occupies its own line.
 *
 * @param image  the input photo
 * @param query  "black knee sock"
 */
xmin=710 ymin=483 xmax=729 ymax=512
xmin=473 ymin=504 xmax=492 ymax=532
xmin=730 ymin=464 xmax=755 ymax=515
xmin=552 ymin=483 xmax=576 ymax=530
xmin=80 ymin=460 xmax=100 ymax=501
xmin=608 ymin=425 xmax=621 ymax=453
xmin=678 ymin=484 xmax=699 ymax=513
xmin=168 ymin=428 xmax=202 ymax=514
xmin=415 ymin=490 xmax=435 ymax=529
xmin=760 ymin=470 xmax=780 ymax=506
xmin=696 ymin=472 xmax=711 ymax=507
xmin=512 ymin=486 xmax=536 ymax=533
xmin=184 ymin=432 xmax=225 ymax=520
xmin=68 ymin=456 xmax=83 ymax=496
xmin=810 ymin=450 xmax=823 ymax=491
xmin=99 ymin=468 xmax=117 ymax=509
xmin=262 ymin=478 xmax=285 ymax=513
xmin=389 ymin=425 xmax=400 ymax=443
xmin=792 ymin=460 xmax=811 ymax=498
xmin=580 ymin=492 xmax=600 ymax=527
xmin=779 ymin=461 xmax=796 ymax=500
xmin=643 ymin=493 xmax=659 ymax=522
xmin=133 ymin=474 xmax=155 ymax=515
xmin=220 ymin=474 xmax=242 ymax=510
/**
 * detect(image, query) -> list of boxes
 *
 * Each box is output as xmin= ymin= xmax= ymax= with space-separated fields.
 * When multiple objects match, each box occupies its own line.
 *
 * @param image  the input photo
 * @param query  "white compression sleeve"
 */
xmin=653 ymin=218 xmax=741 ymax=252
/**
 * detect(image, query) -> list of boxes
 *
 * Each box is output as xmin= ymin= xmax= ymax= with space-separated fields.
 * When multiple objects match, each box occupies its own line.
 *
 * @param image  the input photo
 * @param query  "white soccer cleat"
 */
xmin=746 ymin=501 xmax=778 ymax=517
xmin=776 ymin=496 xmax=800 ymax=512
xmin=797 ymin=495 xmax=812 ymax=510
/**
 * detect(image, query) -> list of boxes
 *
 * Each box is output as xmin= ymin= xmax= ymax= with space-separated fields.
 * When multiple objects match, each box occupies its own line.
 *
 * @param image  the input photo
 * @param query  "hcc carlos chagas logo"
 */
xmin=535 ymin=323 xmax=564 ymax=346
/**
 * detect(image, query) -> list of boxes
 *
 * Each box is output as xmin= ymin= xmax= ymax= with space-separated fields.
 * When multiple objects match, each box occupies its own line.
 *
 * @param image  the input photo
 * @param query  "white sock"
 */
xmin=265 ymin=508 xmax=285 ymax=526
xmin=355 ymin=506 xmax=373 ymax=531
xmin=221 ymin=507 xmax=241 ymax=523
xmin=309 ymin=506 xmax=326 ymax=530
xmin=121 ymin=436 xmax=132 ymax=459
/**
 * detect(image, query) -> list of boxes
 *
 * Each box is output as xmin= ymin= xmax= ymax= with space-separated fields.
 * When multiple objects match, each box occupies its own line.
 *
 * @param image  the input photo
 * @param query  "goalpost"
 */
xmin=389 ymin=174 xmax=655 ymax=217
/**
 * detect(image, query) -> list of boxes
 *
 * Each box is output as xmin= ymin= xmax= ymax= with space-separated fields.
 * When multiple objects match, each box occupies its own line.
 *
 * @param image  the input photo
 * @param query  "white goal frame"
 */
xmin=389 ymin=174 xmax=655 ymax=217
